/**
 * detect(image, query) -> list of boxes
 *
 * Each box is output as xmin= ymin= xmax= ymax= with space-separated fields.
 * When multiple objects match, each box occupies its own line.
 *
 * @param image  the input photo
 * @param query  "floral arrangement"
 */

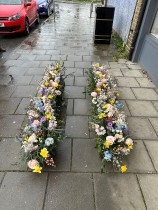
xmin=19 ymin=61 xmax=65 ymax=173
xmin=87 ymin=63 xmax=134 ymax=173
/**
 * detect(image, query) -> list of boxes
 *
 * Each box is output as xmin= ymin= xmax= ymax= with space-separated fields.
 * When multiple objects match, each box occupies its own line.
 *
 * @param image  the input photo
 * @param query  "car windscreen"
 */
xmin=0 ymin=0 xmax=22 ymax=5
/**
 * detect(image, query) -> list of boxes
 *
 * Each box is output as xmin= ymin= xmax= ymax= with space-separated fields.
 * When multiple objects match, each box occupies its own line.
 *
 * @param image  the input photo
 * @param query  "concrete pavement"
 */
xmin=0 ymin=2 xmax=158 ymax=210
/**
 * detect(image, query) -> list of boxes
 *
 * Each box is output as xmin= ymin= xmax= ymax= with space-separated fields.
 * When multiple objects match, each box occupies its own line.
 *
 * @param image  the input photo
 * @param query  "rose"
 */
xmin=27 ymin=159 xmax=39 ymax=169
xmin=91 ymin=92 xmax=97 ymax=97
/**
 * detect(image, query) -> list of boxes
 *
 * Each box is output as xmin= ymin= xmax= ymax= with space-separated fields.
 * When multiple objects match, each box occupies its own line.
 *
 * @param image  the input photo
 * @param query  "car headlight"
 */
xmin=8 ymin=13 xmax=21 ymax=21
xmin=39 ymin=2 xmax=48 ymax=7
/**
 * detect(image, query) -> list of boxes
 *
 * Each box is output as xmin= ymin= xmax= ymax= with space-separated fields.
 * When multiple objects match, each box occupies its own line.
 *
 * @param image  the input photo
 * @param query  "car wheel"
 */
xmin=35 ymin=13 xmax=40 ymax=25
xmin=24 ymin=19 xmax=29 ymax=35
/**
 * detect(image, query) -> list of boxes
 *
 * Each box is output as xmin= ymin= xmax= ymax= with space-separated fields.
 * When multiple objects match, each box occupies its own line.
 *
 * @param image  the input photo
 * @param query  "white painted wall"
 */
xmin=108 ymin=0 xmax=137 ymax=43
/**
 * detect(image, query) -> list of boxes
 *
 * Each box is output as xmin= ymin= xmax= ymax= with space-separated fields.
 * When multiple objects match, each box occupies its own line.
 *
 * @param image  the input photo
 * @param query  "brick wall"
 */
xmin=125 ymin=0 xmax=144 ymax=56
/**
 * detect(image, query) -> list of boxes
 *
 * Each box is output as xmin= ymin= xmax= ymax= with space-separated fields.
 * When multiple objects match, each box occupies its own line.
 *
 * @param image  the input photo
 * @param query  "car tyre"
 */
xmin=24 ymin=19 xmax=29 ymax=35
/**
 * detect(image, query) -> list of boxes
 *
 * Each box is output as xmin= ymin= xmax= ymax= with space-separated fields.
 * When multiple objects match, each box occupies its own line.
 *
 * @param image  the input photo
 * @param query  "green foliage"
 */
xmin=112 ymin=32 xmax=128 ymax=61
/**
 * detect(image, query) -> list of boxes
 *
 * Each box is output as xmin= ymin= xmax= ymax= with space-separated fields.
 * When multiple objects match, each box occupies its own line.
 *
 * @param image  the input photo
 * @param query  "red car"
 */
xmin=0 ymin=0 xmax=39 ymax=35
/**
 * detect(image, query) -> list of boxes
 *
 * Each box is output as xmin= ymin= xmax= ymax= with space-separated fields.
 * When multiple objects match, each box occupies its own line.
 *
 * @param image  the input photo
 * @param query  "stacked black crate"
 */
xmin=94 ymin=6 xmax=115 ymax=44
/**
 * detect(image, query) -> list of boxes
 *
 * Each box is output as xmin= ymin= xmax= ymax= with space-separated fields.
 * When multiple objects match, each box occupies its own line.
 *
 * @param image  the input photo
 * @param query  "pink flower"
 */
xmin=32 ymin=120 xmax=40 ymax=126
xmin=27 ymin=159 xmax=39 ymax=169
xmin=91 ymin=92 xmax=97 ymax=97
xmin=125 ymin=138 xmax=133 ymax=145
xmin=96 ymin=82 xmax=102 ymax=87
xmin=106 ymin=136 xmax=115 ymax=144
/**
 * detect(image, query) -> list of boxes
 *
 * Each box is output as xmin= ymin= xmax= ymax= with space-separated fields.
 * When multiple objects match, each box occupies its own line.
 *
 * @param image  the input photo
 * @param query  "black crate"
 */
xmin=94 ymin=6 xmax=115 ymax=44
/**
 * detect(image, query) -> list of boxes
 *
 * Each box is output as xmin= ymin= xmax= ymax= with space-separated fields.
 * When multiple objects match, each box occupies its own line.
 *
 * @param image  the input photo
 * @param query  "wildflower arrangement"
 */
xmin=87 ymin=63 xmax=134 ymax=173
xmin=19 ymin=61 xmax=66 ymax=173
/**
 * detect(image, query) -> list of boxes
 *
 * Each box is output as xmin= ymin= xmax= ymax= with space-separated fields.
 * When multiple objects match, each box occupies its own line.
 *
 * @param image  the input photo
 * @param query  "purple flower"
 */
xmin=123 ymin=128 xmax=129 ymax=135
xmin=41 ymin=116 xmax=46 ymax=123
xmin=107 ymin=122 xmax=113 ymax=128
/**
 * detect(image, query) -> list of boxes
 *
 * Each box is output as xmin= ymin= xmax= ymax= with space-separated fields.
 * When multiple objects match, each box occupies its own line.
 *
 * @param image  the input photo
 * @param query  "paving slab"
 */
xmin=138 ymin=174 xmax=158 ymax=210
xmin=65 ymin=116 xmax=89 ymax=138
xmin=21 ymin=61 xmax=41 ymax=68
xmin=18 ymin=54 xmax=37 ymax=61
xmin=0 ymin=75 xmax=12 ymax=85
xmin=0 ymin=172 xmax=4 ymax=183
xmin=123 ymin=140 xmax=155 ymax=173
xmin=64 ymin=76 xmax=74 ymax=86
xmin=15 ymin=98 xmax=31 ymax=114
xmin=66 ymin=99 xmax=74 ymax=115
xmin=12 ymin=75 xmax=33 ymax=85
xmin=127 ymin=117 xmax=157 ymax=139
xmin=72 ymin=139 xmax=112 ymax=172
xmin=82 ymin=55 xmax=100 ymax=62
xmin=44 ymin=139 xmax=71 ymax=172
xmin=35 ymin=55 xmax=51 ymax=61
xmin=51 ymin=55 xmax=67 ymax=61
xmin=11 ymin=85 xmax=37 ymax=97
xmin=149 ymin=118 xmax=158 ymax=136
xmin=109 ymin=68 xmax=123 ymax=77
xmin=67 ymin=55 xmax=82 ymax=61
xmin=74 ymin=76 xmax=88 ymax=86
xmin=136 ymin=77 xmax=156 ymax=88
xmin=0 ymin=172 xmax=48 ymax=210
xmin=0 ymin=86 xmax=16 ymax=99
xmin=74 ymin=99 xmax=90 ymax=115
xmin=25 ymin=67 xmax=45 ymax=75
xmin=65 ymin=67 xmax=84 ymax=76
xmin=126 ymin=100 xmax=158 ymax=117
xmin=44 ymin=173 xmax=94 ymax=210
xmin=0 ymin=98 xmax=21 ymax=114
xmin=94 ymin=173 xmax=146 ymax=210
xmin=0 ymin=138 xmax=27 ymax=171
xmin=109 ymin=62 xmax=127 ymax=69
xmin=127 ymin=64 xmax=142 ymax=69
xmin=0 ymin=115 xmax=25 ymax=137
xmin=144 ymin=140 xmax=158 ymax=172
xmin=64 ymin=86 xmax=85 ymax=99
xmin=1 ymin=66 xmax=28 ymax=75
xmin=30 ymin=75 xmax=43 ymax=85
xmin=121 ymin=69 xmax=143 ymax=77
xmin=119 ymin=100 xmax=131 ymax=116
xmin=118 ymin=87 xmax=136 ymax=99
xmin=116 ymin=77 xmax=140 ymax=87
xmin=75 ymin=61 xmax=91 ymax=68
xmin=132 ymin=88 xmax=158 ymax=100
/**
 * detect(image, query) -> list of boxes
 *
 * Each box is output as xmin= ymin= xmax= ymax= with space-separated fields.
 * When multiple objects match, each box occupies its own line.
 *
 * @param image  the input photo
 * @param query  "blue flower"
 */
xmin=104 ymin=151 xmax=112 ymax=161
xmin=45 ymin=137 xmax=54 ymax=146
xmin=116 ymin=101 xmax=122 ymax=109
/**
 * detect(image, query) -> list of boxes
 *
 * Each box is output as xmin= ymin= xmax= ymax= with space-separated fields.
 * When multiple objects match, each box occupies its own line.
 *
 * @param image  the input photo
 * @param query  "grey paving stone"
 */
xmin=8 ymin=53 xmax=21 ymax=60
xmin=0 ymin=115 xmax=25 ymax=137
xmin=123 ymin=140 xmax=155 ymax=173
xmin=30 ymin=75 xmax=43 ymax=85
xmin=2 ymin=67 xmax=28 ymax=75
xmin=126 ymin=100 xmax=158 ymax=117
xmin=21 ymin=61 xmax=41 ymax=68
xmin=45 ymin=50 xmax=60 ymax=55
xmin=11 ymin=86 xmax=37 ymax=97
xmin=40 ymin=61 xmax=52 ymax=68
xmin=119 ymin=100 xmax=131 ymax=116
xmin=75 ymin=51 xmax=90 ymax=56
xmin=44 ymin=173 xmax=94 ymax=210
xmin=35 ymin=55 xmax=51 ymax=61
xmin=116 ymin=77 xmax=140 ymax=87
xmin=64 ymin=86 xmax=85 ymax=99
xmin=152 ymin=101 xmax=158 ymax=112
xmin=136 ymin=77 xmax=156 ymax=88
xmin=0 ymin=138 xmax=27 ymax=171
xmin=0 ymin=86 xmax=16 ymax=99
xmin=18 ymin=54 xmax=36 ymax=61
xmin=132 ymin=88 xmax=158 ymax=100
xmin=65 ymin=76 xmax=74 ymax=86
xmin=108 ymin=68 xmax=123 ymax=76
xmin=138 ymin=174 xmax=158 ymax=210
xmin=0 ymin=172 xmax=4 ymax=183
xmin=45 ymin=139 xmax=71 ymax=172
xmin=4 ymin=59 xmax=23 ymax=67
xmin=50 ymin=55 xmax=67 ymax=61
xmin=25 ymin=67 xmax=45 ymax=75
xmin=64 ymin=61 xmax=75 ymax=68
xmin=74 ymin=99 xmax=90 ymax=115
xmin=65 ymin=68 xmax=84 ymax=76
xmin=67 ymin=55 xmax=82 ymax=61
xmin=32 ymin=49 xmax=46 ymax=55
xmin=109 ymin=62 xmax=127 ymax=69
xmin=65 ymin=116 xmax=89 ymax=138
xmin=11 ymin=75 xmax=32 ymax=85
xmin=75 ymin=61 xmax=91 ymax=68
xmin=15 ymin=98 xmax=31 ymax=114
xmin=121 ymin=69 xmax=143 ymax=77
xmin=0 ymin=172 xmax=48 ymax=210
xmin=118 ymin=58 xmax=127 ymax=63
xmin=0 ymin=75 xmax=12 ymax=85
xmin=66 ymin=99 xmax=74 ymax=115
xmin=94 ymin=173 xmax=146 ymax=210
xmin=83 ymin=55 xmax=99 ymax=62
xmin=118 ymin=87 xmax=136 ymax=99
xmin=127 ymin=117 xmax=157 ymax=139
xmin=0 ymin=98 xmax=21 ymax=114
xmin=74 ymin=76 xmax=88 ymax=86
xmin=72 ymin=139 xmax=111 ymax=172
xmin=145 ymin=141 xmax=158 ymax=172
xmin=149 ymin=118 xmax=158 ymax=136
xmin=127 ymin=64 xmax=142 ymax=69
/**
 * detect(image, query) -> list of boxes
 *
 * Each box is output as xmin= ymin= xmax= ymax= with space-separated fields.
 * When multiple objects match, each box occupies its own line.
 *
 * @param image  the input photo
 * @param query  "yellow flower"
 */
xmin=116 ymin=92 xmax=119 ymax=97
xmin=45 ymin=113 xmax=52 ymax=120
xmin=54 ymin=70 xmax=58 ymax=74
xmin=98 ymin=74 xmax=103 ymax=79
xmin=56 ymin=63 xmax=60 ymax=68
xmin=53 ymin=82 xmax=59 ymax=88
xmin=102 ymin=104 xmax=108 ymax=109
xmin=96 ymin=88 xmax=101 ymax=92
xmin=102 ymin=84 xmax=107 ymax=88
xmin=40 ymin=148 xmax=49 ymax=158
xmin=44 ymin=81 xmax=49 ymax=87
xmin=121 ymin=165 xmax=127 ymax=173
xmin=47 ymin=94 xmax=54 ymax=99
xmin=109 ymin=99 xmax=115 ymax=105
xmin=104 ymin=141 xmax=111 ymax=148
xmin=33 ymin=165 xmax=42 ymax=173
xmin=128 ymin=145 xmax=133 ymax=150
xmin=24 ymin=136 xmax=29 ymax=141
xmin=98 ymin=113 xmax=106 ymax=119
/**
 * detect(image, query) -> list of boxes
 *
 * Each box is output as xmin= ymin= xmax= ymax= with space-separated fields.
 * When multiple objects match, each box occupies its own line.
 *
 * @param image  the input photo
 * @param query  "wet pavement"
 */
xmin=0 ymin=2 xmax=158 ymax=210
